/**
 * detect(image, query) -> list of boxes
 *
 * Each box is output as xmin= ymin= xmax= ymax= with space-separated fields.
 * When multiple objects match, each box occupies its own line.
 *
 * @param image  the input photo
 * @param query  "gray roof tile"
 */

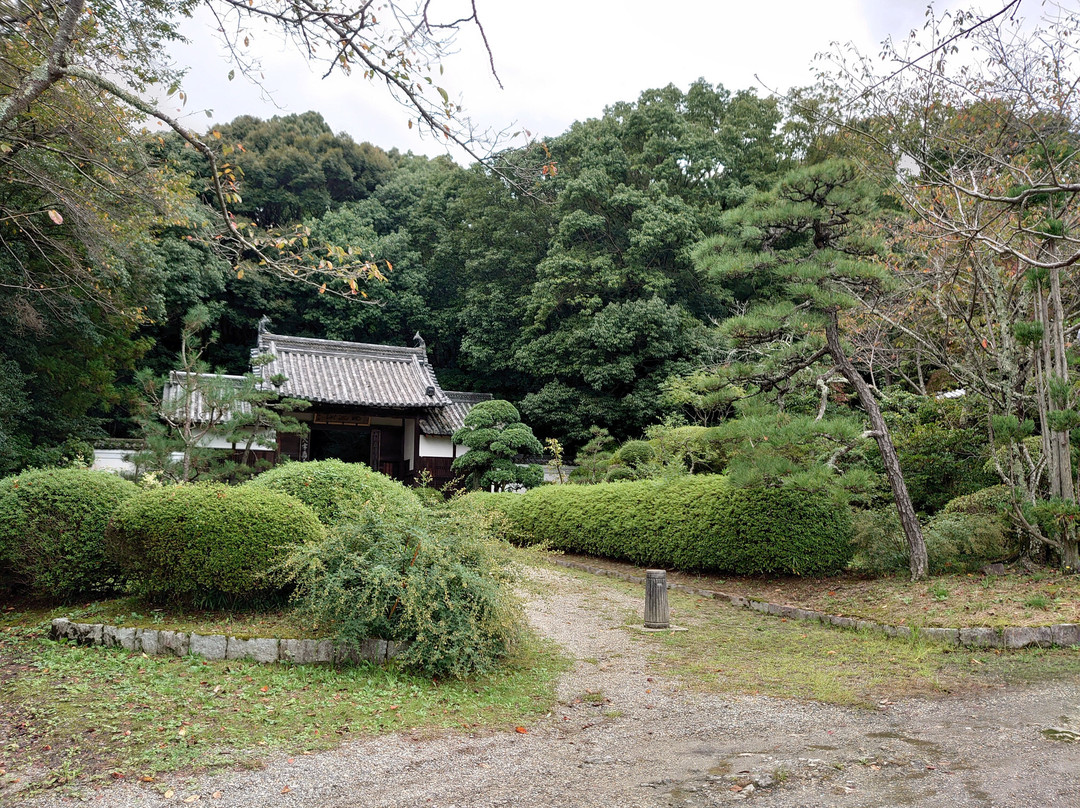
xmin=254 ymin=332 xmax=451 ymax=409
xmin=418 ymin=391 xmax=493 ymax=436
xmin=162 ymin=372 xmax=250 ymax=423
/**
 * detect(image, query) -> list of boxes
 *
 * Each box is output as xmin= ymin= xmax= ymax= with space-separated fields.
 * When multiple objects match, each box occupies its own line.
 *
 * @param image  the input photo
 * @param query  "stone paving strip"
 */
xmin=548 ymin=557 xmax=1080 ymax=650
xmin=48 ymin=617 xmax=406 ymax=664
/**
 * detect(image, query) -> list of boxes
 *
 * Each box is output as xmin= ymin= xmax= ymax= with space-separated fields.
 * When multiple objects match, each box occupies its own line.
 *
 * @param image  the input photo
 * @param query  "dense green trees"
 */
xmin=2 ymin=0 xmax=1075 ymax=576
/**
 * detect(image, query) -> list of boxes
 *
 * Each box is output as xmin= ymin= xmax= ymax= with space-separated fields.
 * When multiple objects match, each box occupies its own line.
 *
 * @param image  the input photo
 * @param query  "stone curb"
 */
xmin=48 ymin=618 xmax=406 ymax=665
xmin=547 ymin=558 xmax=1080 ymax=650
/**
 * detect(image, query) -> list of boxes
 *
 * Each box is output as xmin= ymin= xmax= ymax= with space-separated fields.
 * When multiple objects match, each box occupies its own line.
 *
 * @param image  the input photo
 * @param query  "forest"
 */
xmin=1 ymin=2 xmax=1078 ymax=577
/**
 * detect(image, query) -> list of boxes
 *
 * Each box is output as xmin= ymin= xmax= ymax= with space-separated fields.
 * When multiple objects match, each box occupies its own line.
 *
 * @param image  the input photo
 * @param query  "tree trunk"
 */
xmin=825 ymin=311 xmax=929 ymax=580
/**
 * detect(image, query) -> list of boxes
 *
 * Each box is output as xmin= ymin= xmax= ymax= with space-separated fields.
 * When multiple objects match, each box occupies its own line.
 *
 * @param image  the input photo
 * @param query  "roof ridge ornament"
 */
xmin=413 ymin=331 xmax=426 ymax=353
xmin=258 ymin=315 xmax=272 ymax=335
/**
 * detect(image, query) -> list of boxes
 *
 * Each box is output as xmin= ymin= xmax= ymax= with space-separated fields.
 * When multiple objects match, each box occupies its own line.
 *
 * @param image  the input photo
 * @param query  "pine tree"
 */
xmin=695 ymin=160 xmax=929 ymax=579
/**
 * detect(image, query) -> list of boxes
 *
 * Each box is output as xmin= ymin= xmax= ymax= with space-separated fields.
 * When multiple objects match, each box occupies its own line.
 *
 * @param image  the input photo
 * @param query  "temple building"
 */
xmin=252 ymin=328 xmax=488 ymax=487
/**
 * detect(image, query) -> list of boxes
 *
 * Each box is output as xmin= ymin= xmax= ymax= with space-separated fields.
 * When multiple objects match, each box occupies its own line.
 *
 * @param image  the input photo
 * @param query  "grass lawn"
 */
xmin=3 ymin=554 xmax=1079 ymax=801
xmin=538 ymin=559 xmax=1080 ymax=708
xmin=555 ymin=552 xmax=1080 ymax=628
xmin=0 ymin=601 xmax=566 ymax=801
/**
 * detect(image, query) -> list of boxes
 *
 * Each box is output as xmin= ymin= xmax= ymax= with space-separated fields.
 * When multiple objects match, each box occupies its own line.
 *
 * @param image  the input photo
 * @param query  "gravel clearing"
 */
xmin=19 ymin=566 xmax=1080 ymax=807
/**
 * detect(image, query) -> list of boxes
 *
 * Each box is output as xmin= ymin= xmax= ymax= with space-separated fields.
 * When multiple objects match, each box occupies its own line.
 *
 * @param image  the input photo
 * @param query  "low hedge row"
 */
xmin=487 ymin=476 xmax=853 ymax=576
xmin=246 ymin=459 xmax=422 ymax=525
xmin=0 ymin=468 xmax=140 ymax=599
xmin=107 ymin=483 xmax=326 ymax=603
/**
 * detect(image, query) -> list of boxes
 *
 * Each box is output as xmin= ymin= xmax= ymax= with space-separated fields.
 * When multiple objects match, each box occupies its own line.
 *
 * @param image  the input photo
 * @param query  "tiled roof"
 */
xmin=254 ymin=332 xmax=451 ymax=409
xmin=418 ymin=391 xmax=493 ymax=436
xmin=162 ymin=372 xmax=251 ymax=423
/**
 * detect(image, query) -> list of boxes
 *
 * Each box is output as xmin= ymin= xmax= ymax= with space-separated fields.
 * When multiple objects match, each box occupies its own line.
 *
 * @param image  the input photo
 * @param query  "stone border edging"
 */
xmin=48 ymin=618 xmax=406 ymax=665
xmin=547 ymin=558 xmax=1080 ymax=650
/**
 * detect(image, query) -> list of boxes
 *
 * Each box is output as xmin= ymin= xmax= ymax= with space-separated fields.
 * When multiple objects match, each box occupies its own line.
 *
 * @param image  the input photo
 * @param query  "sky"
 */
xmin=162 ymin=0 xmax=1006 ymax=161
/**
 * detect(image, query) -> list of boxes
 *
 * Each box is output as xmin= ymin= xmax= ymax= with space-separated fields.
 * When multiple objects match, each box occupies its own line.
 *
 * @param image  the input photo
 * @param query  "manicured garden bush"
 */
xmin=106 ymin=483 xmax=325 ymax=603
xmin=493 ymin=475 xmax=853 ymax=576
xmin=0 ymin=468 xmax=139 ymax=600
xmin=283 ymin=494 xmax=521 ymax=678
xmin=875 ymin=392 xmax=997 ymax=514
xmin=942 ymin=485 xmax=1012 ymax=518
xmin=923 ymin=511 xmax=1013 ymax=572
xmin=245 ymin=459 xmax=422 ymax=525
xmin=852 ymin=502 xmax=1015 ymax=576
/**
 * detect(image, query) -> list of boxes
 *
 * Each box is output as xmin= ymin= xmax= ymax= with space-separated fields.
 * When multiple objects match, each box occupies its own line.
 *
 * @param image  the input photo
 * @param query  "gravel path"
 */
xmin=20 ymin=566 xmax=1080 ymax=807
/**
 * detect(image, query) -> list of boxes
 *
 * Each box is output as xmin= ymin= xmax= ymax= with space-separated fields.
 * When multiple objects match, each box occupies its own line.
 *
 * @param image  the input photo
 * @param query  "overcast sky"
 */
xmin=163 ymin=0 xmax=1008 ymax=161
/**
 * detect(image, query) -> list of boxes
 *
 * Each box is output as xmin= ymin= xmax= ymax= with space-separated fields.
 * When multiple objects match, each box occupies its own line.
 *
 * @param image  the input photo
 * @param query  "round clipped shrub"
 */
xmin=246 ymin=459 xmax=422 ymax=525
xmin=614 ymin=440 xmax=655 ymax=467
xmin=106 ymin=483 xmax=325 ymax=603
xmin=499 ymin=475 xmax=853 ymax=576
xmin=604 ymin=466 xmax=637 ymax=482
xmin=943 ymin=485 xmax=1012 ymax=518
xmin=0 ymin=468 xmax=139 ymax=600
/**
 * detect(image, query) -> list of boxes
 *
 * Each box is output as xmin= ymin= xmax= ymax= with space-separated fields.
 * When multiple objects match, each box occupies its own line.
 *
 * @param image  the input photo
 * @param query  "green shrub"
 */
xmin=850 ymin=508 xmax=908 ymax=575
xmin=852 ymin=505 xmax=1015 ymax=576
xmin=106 ymin=483 xmax=325 ymax=603
xmin=283 ymin=495 xmax=521 ymax=678
xmin=943 ymin=485 xmax=1012 ymax=518
xmin=0 ymin=468 xmax=139 ymax=600
xmin=923 ymin=511 xmax=1013 ymax=573
xmin=497 ymin=476 xmax=853 ymax=576
xmin=246 ymin=459 xmax=422 ymax=525
xmin=412 ymin=485 xmax=445 ymax=507
xmin=875 ymin=392 xmax=997 ymax=514
xmin=614 ymin=440 xmax=655 ymax=467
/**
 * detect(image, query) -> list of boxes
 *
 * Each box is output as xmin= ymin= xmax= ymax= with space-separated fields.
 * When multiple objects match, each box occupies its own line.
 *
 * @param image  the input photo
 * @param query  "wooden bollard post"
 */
xmin=644 ymin=569 xmax=670 ymax=629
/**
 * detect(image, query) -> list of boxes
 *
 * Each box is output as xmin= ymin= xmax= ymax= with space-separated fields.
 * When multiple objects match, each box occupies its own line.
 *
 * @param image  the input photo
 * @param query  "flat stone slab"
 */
xmin=103 ymin=625 xmax=138 ymax=651
xmin=189 ymin=633 xmax=227 ymax=660
xmin=1004 ymin=625 xmax=1054 ymax=649
xmin=159 ymin=630 xmax=189 ymax=657
xmin=280 ymin=638 xmax=319 ymax=665
xmin=137 ymin=628 xmax=161 ymax=655
xmin=920 ymin=627 xmax=960 ymax=646
xmin=227 ymin=636 xmax=279 ymax=663
xmin=960 ymin=627 xmax=1002 ymax=648
xmin=1050 ymin=624 xmax=1080 ymax=647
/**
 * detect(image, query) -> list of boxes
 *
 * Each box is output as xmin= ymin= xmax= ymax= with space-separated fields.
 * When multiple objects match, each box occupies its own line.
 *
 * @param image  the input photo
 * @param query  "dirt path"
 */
xmin=20 ymin=566 xmax=1080 ymax=807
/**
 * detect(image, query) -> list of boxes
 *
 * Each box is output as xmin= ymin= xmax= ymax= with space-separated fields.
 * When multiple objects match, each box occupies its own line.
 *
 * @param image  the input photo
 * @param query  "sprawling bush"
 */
xmin=494 ymin=476 xmax=853 ymax=576
xmin=246 ymin=459 xmax=422 ymax=525
xmin=0 ymin=468 xmax=139 ymax=600
xmin=282 ymin=494 xmax=521 ymax=678
xmin=106 ymin=483 xmax=325 ymax=603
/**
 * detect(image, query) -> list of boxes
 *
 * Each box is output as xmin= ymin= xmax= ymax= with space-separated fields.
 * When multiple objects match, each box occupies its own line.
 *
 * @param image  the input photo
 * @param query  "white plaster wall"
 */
xmin=419 ymin=434 xmax=454 ymax=458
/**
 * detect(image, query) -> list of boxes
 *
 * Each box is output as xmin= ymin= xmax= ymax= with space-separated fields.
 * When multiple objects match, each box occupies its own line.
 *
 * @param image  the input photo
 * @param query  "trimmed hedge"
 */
xmin=943 ymin=485 xmax=1012 ymax=518
xmin=245 ymin=459 xmax=422 ymax=525
xmin=494 ymin=476 xmax=853 ymax=576
xmin=106 ymin=483 xmax=325 ymax=602
xmin=0 ymin=468 xmax=140 ymax=600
